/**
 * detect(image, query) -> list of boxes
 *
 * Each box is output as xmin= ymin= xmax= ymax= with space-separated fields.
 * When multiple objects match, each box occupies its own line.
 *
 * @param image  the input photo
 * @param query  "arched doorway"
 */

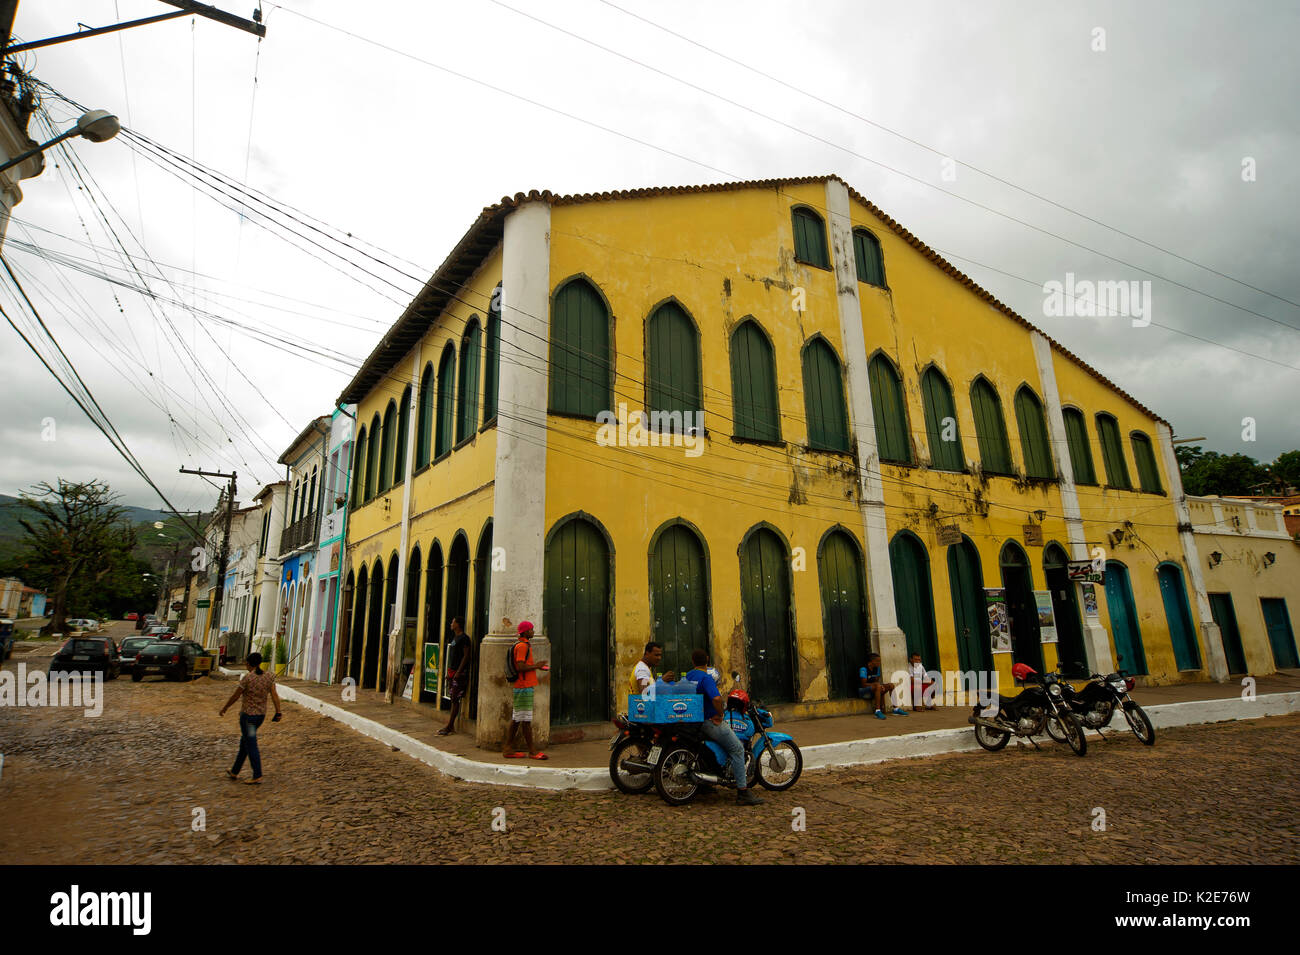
xmin=362 ymin=561 xmax=384 ymax=688
xmin=379 ymin=554 xmax=399 ymax=692
xmin=890 ymin=531 xmax=940 ymax=671
xmin=818 ymin=528 xmax=867 ymax=699
xmin=739 ymin=525 xmax=795 ymax=704
xmin=649 ymin=521 xmax=711 ymax=680
xmin=405 ymin=547 xmax=423 ymax=686
xmin=1000 ymin=541 xmax=1044 ymax=674
xmin=446 ymin=534 xmax=471 ymax=713
xmin=545 ymin=515 xmax=612 ymax=725
xmin=1044 ymin=543 xmax=1087 ymax=678
xmin=1157 ymin=563 xmax=1201 ymax=671
xmin=947 ymin=536 xmax=991 ymax=674
xmin=423 ymin=542 xmax=444 ymax=706
xmin=349 ymin=566 xmax=367 ymax=684
xmin=471 ymin=522 xmax=493 ymax=718
xmin=1104 ymin=560 xmax=1147 ymax=675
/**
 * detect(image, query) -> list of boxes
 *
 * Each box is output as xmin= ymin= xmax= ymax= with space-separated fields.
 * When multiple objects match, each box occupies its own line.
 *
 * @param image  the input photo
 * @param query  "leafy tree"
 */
xmin=14 ymin=480 xmax=138 ymax=634
xmin=1269 ymin=450 xmax=1300 ymax=493
xmin=1178 ymin=450 xmax=1271 ymax=497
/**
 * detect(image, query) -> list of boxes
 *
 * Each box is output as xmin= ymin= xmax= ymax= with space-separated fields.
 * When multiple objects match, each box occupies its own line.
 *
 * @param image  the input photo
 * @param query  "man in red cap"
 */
xmin=503 ymin=620 xmax=548 ymax=759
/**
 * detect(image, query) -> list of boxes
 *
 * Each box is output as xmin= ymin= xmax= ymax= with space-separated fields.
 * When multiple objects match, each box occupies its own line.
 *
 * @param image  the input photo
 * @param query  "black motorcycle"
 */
xmin=969 ymin=665 xmax=1087 ymax=757
xmin=609 ymin=713 xmax=662 ymax=794
xmin=1050 ymin=671 xmax=1155 ymax=745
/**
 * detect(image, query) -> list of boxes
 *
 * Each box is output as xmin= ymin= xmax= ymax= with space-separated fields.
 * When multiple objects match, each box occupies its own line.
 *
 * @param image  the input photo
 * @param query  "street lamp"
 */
xmin=0 ymin=109 xmax=121 ymax=174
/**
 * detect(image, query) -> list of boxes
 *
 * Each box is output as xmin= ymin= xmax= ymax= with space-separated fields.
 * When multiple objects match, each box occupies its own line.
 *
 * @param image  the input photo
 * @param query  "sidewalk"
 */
xmin=268 ymin=670 xmax=1300 ymax=790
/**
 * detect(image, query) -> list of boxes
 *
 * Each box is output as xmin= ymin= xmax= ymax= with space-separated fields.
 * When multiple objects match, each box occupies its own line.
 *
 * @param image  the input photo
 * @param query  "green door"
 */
xmin=1261 ymin=598 xmax=1299 ymax=669
xmin=1000 ymin=544 xmax=1044 ymax=674
xmin=818 ymin=530 xmax=867 ymax=698
xmin=545 ymin=518 xmax=611 ymax=725
xmin=1158 ymin=564 xmax=1201 ymax=671
xmin=740 ymin=528 xmax=795 ymax=704
xmin=649 ymin=524 xmax=709 ymax=679
xmin=947 ymin=539 xmax=991 ymax=673
xmin=890 ymin=532 xmax=940 ymax=671
xmin=1044 ymin=545 xmax=1088 ymax=678
xmin=1208 ymin=593 xmax=1248 ymax=675
xmin=1104 ymin=561 xmax=1147 ymax=675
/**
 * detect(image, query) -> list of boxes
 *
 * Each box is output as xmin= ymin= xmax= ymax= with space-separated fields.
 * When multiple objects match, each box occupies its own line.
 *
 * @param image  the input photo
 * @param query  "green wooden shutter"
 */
xmin=550 ymin=279 xmax=611 ymax=417
xmin=792 ymin=207 xmax=829 ymax=269
xmin=435 ymin=345 xmax=455 ymax=458
xmin=853 ymin=229 xmax=886 ymax=286
xmin=802 ymin=339 xmax=850 ymax=452
xmin=416 ymin=364 xmax=433 ymax=468
xmin=1014 ymin=387 xmax=1054 ymax=479
xmin=971 ymin=379 xmax=1012 ymax=475
xmin=393 ymin=386 xmax=410 ymax=484
xmin=457 ymin=321 xmax=481 ymax=444
xmin=366 ymin=413 xmax=381 ymax=500
xmin=483 ymin=290 xmax=501 ymax=425
xmin=1096 ymin=414 xmax=1131 ymax=488
xmin=922 ymin=368 xmax=963 ymax=471
xmin=889 ymin=532 xmax=940 ymax=670
xmin=818 ymin=530 xmax=867 ymax=699
xmin=1158 ymin=564 xmax=1201 ymax=670
xmin=646 ymin=301 xmax=701 ymax=418
xmin=1062 ymin=408 xmax=1096 ymax=485
xmin=544 ymin=518 xmax=612 ymax=724
xmin=731 ymin=321 xmax=781 ymax=442
xmin=740 ymin=527 xmax=795 ymax=704
xmin=1131 ymin=433 xmax=1163 ymax=493
xmin=868 ymin=354 xmax=910 ymax=463
xmin=380 ymin=401 xmax=396 ymax=493
xmin=351 ymin=428 xmax=366 ymax=507
xmin=649 ymin=523 xmax=709 ymax=677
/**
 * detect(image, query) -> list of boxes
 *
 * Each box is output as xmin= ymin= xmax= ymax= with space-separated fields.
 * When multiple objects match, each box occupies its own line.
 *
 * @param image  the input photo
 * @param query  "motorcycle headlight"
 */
xmin=1049 ymin=684 xmax=1062 ymax=696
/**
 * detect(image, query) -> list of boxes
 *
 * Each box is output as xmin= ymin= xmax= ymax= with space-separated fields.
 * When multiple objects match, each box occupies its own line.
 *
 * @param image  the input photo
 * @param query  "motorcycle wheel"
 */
xmin=974 ymin=723 xmax=1010 ymax=751
xmin=1056 ymin=711 xmax=1088 ymax=757
xmin=1124 ymin=703 xmax=1156 ymax=746
xmin=609 ymin=737 xmax=654 ymax=795
xmin=653 ymin=746 xmax=700 ymax=806
xmin=757 ymin=740 xmax=802 ymax=791
xmin=1046 ymin=711 xmax=1070 ymax=743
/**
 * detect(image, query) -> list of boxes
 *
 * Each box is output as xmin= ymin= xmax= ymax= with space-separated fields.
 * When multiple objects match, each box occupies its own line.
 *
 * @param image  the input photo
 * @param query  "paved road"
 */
xmin=2 ymin=649 xmax=1297 ymax=864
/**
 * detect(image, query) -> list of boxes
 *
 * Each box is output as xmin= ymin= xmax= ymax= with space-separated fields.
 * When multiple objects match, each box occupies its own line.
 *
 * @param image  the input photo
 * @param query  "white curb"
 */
xmin=264 ymin=675 xmax=1300 ymax=792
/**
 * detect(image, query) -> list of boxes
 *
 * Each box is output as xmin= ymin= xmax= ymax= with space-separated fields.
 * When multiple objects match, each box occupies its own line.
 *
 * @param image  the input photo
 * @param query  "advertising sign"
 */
xmin=422 ymin=642 xmax=440 ymax=695
xmin=1035 ymin=590 xmax=1058 ymax=644
xmin=1082 ymin=583 xmax=1100 ymax=617
xmin=1068 ymin=560 xmax=1105 ymax=583
xmin=985 ymin=588 xmax=1011 ymax=654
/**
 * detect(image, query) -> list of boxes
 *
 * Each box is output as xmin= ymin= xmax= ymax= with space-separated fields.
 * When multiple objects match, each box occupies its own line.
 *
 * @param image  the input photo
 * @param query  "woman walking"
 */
xmin=219 ymin=652 xmax=282 ymax=784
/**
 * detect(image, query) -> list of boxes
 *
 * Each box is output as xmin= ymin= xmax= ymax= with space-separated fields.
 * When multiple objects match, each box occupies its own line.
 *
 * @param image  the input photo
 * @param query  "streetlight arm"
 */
xmin=0 ymin=110 xmax=120 ymax=175
xmin=0 ymin=128 xmax=78 ymax=175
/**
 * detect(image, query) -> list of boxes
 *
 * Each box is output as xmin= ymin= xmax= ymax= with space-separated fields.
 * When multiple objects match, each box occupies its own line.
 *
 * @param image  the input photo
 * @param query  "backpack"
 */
xmin=505 ymin=640 xmax=523 ymax=683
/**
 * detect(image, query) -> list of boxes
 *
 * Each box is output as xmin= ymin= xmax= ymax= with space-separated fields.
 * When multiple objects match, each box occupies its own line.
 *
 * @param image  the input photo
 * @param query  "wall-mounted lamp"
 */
xmin=1033 ymin=510 xmax=1047 ymax=523
xmin=1262 ymin=552 xmax=1276 ymax=568
xmin=1208 ymin=551 xmax=1222 ymax=568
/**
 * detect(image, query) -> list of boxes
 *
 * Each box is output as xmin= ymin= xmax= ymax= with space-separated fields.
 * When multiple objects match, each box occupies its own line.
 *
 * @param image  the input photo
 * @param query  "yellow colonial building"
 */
xmin=334 ymin=174 xmax=1295 ymax=732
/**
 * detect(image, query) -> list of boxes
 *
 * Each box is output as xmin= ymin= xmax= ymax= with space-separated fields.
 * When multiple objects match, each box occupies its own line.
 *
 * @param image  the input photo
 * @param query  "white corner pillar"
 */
xmin=384 ymin=350 xmax=422 ymax=702
xmin=1030 ymin=332 xmax=1114 ymax=674
xmin=825 ymin=179 xmax=907 ymax=681
xmin=479 ymin=200 xmax=552 ymax=749
xmin=1157 ymin=423 xmax=1228 ymax=681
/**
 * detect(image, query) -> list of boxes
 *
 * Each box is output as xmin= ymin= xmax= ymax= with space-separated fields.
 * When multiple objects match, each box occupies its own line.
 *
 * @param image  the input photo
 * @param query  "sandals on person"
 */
xmin=529 ymin=752 xmax=549 ymax=760
xmin=504 ymin=751 xmax=529 ymax=759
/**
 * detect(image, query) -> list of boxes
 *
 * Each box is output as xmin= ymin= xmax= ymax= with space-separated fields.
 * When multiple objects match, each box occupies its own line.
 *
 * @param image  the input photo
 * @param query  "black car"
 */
xmin=132 ymin=640 xmax=207 ymax=682
xmin=49 ymin=637 xmax=120 ymax=680
xmin=118 ymin=636 xmax=158 ymax=676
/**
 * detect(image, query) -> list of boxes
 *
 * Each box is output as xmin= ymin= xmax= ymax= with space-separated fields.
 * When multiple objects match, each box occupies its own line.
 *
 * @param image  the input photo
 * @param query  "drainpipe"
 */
xmin=386 ymin=351 xmax=421 ymax=703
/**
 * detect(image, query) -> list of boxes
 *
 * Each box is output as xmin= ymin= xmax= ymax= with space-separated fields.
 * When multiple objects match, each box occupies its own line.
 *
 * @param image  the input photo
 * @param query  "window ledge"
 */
xmin=480 ymin=415 xmax=498 ymax=433
xmin=453 ymin=434 xmax=475 ymax=452
xmin=730 ymin=434 xmax=785 ymax=449
xmin=795 ymin=258 xmax=832 ymax=272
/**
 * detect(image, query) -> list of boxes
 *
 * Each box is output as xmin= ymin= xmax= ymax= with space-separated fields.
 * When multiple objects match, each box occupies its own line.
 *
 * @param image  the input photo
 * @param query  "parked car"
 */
xmin=66 ymin=618 xmax=99 ymax=632
xmin=125 ymin=612 xmax=139 ymax=621
xmin=142 ymin=625 xmax=176 ymax=639
xmin=118 ymin=636 xmax=158 ymax=676
xmin=49 ymin=637 xmax=120 ymax=679
xmin=1 ymin=618 xmax=15 ymax=661
xmin=132 ymin=640 xmax=211 ymax=682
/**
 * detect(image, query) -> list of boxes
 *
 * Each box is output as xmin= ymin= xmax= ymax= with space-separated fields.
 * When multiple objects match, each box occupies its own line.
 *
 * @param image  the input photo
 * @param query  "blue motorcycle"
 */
xmin=651 ymin=675 xmax=802 ymax=805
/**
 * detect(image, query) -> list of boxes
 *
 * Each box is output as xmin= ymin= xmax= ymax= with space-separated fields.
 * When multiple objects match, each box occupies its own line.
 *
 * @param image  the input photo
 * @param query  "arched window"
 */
xmin=416 ymin=362 xmax=434 ymax=469
xmin=483 ymin=284 xmax=501 ymax=425
xmin=1131 ymin=432 xmax=1163 ymax=494
xmin=1062 ymin=407 xmax=1096 ymax=485
xmin=803 ymin=338 xmax=850 ymax=452
xmin=393 ymin=385 xmax=410 ymax=484
xmin=730 ymin=319 xmax=781 ymax=442
xmin=307 ymin=467 xmax=317 ymax=518
xmin=970 ymin=377 xmax=1013 ymax=475
xmin=550 ymin=278 xmax=611 ymax=417
xmin=853 ymin=228 xmax=886 ymax=287
xmin=457 ymin=319 xmax=481 ymax=445
xmin=379 ymin=399 xmax=397 ymax=493
xmin=1096 ymin=413 xmax=1131 ymax=489
xmin=351 ymin=426 xmax=367 ymax=508
xmin=435 ymin=343 xmax=455 ymax=459
xmin=921 ymin=366 xmax=963 ymax=472
xmin=646 ymin=300 xmax=702 ymax=421
xmin=1013 ymin=385 xmax=1054 ymax=479
xmin=365 ymin=412 xmax=381 ymax=501
xmin=792 ymin=206 xmax=829 ymax=269
xmin=868 ymin=353 xmax=910 ymax=463
xmin=290 ymin=483 xmax=300 ymax=525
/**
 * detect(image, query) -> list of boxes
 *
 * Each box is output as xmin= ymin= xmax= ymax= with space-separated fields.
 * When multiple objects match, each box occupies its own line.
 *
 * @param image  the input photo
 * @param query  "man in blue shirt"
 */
xmin=859 ymin=652 xmax=909 ymax=720
xmin=685 ymin=649 xmax=763 ymax=806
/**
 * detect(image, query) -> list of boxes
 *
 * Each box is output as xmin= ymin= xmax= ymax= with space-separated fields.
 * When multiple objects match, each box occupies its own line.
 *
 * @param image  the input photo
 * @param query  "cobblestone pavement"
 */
xmin=2 ymin=658 xmax=1297 ymax=865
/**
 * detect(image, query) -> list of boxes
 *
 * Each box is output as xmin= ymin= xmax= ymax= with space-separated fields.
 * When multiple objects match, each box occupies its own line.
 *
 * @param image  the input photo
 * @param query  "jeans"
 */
xmin=700 ymin=718 xmax=747 ymax=790
xmin=232 ymin=712 xmax=265 ymax=778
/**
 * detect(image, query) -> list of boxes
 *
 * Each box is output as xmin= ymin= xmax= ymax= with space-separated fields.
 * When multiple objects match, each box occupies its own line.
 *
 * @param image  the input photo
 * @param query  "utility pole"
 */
xmin=180 ymin=467 xmax=236 ymax=652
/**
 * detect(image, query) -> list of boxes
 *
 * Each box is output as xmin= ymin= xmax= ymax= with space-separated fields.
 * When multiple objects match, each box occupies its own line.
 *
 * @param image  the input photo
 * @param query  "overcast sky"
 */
xmin=4 ymin=0 xmax=1297 ymax=511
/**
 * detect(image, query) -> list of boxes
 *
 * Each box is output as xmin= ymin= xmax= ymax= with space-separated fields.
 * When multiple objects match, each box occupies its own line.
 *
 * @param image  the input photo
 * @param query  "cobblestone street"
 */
xmin=2 ymin=657 xmax=1298 ymax=865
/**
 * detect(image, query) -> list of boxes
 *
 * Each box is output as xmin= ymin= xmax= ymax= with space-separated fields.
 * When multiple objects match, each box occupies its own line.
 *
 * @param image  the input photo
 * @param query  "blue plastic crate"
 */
xmin=626 ymin=693 xmax=704 ymax=724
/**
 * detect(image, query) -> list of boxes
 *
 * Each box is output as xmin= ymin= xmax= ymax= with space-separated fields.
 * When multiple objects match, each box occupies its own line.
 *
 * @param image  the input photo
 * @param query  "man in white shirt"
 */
xmin=629 ymin=641 xmax=664 ymax=697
